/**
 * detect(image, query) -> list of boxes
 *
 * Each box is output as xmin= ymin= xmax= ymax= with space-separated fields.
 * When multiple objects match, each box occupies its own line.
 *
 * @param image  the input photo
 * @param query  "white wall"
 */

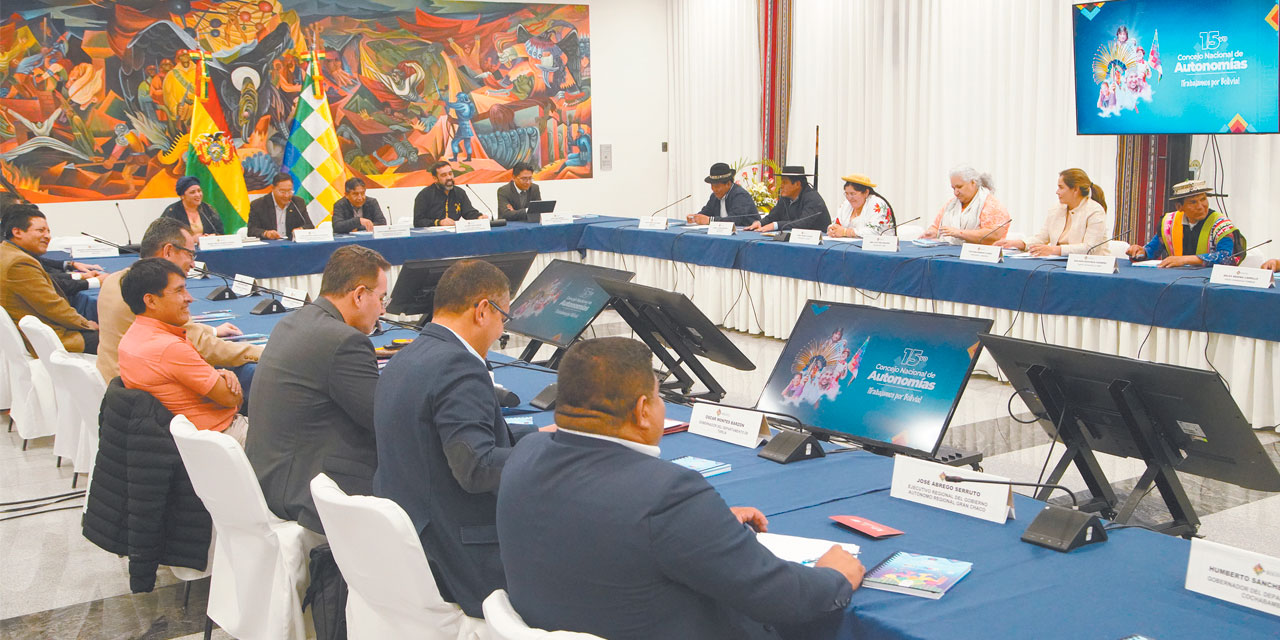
xmin=37 ymin=0 xmax=672 ymax=244
xmin=1189 ymin=134 xmax=1278 ymax=261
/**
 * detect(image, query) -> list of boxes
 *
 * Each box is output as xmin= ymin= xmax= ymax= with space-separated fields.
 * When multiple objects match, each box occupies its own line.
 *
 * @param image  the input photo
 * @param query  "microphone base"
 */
xmin=250 ymin=298 xmax=288 ymax=315
xmin=758 ymin=430 xmax=826 ymax=464
xmin=206 ymin=286 xmax=238 ymax=301
xmin=1021 ymin=504 xmax=1108 ymax=552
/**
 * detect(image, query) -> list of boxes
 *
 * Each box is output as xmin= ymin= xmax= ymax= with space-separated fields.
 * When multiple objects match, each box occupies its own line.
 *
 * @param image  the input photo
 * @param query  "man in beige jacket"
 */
xmin=96 ymin=217 xmax=261 ymax=382
xmin=1 ymin=205 xmax=99 ymax=354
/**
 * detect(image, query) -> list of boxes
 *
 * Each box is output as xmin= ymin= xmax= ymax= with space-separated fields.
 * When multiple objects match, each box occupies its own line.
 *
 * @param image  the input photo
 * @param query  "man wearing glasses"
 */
xmin=96 ymin=217 xmax=258 ymax=382
xmin=374 ymin=259 xmax=538 ymax=618
xmin=246 ymin=244 xmax=391 ymax=534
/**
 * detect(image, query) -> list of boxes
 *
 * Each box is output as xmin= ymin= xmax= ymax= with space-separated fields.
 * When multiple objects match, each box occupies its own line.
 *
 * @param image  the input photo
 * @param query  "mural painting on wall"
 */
xmin=0 ymin=1 xmax=592 ymax=203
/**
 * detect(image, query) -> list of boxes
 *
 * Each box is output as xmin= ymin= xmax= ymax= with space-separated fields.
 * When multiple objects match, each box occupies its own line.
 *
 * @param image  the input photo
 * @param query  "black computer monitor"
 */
xmin=596 ymin=278 xmax=755 ymax=401
xmin=386 ymin=251 xmax=536 ymax=318
xmin=981 ymin=334 xmax=1280 ymax=494
xmin=755 ymin=301 xmax=993 ymax=457
xmin=505 ymin=260 xmax=634 ymax=349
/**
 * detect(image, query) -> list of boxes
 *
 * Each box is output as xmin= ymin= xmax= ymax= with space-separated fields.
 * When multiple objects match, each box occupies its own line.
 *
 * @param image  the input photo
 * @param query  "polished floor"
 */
xmin=2 ymin=313 xmax=1277 ymax=639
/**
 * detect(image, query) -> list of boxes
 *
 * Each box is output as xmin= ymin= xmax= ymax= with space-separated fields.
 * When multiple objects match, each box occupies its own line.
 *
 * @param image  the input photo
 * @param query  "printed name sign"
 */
xmin=639 ymin=217 xmax=669 ymax=230
xmin=1185 ymin=538 xmax=1280 ymax=617
xmin=293 ymin=228 xmax=334 ymax=243
xmin=687 ymin=402 xmax=770 ymax=449
xmin=455 ymin=218 xmax=492 ymax=233
xmin=373 ymin=223 xmax=411 ymax=239
xmin=231 ymin=274 xmax=256 ymax=297
xmin=890 ymin=455 xmax=1014 ymax=524
xmin=789 ymin=229 xmax=822 ymax=246
xmin=199 ymin=235 xmax=242 ymax=250
xmin=959 ymin=243 xmax=1002 ymax=263
xmin=541 ymin=213 xmax=574 ymax=226
xmin=1210 ymin=265 xmax=1275 ymax=289
xmin=1066 ymin=254 xmax=1118 ymax=274
xmin=861 ymin=236 xmax=899 ymax=252
xmin=708 ymin=221 xmax=736 ymax=236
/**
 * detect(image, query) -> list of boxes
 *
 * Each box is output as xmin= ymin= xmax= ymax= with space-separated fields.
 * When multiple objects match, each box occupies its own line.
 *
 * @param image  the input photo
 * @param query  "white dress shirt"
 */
xmin=558 ymin=427 xmax=661 ymax=457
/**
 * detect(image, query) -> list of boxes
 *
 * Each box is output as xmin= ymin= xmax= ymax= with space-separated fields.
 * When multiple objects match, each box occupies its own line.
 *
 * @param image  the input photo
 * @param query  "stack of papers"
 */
xmin=756 ymin=532 xmax=860 ymax=566
xmin=911 ymin=238 xmax=948 ymax=247
xmin=670 ymin=455 xmax=731 ymax=477
xmin=190 ymin=311 xmax=236 ymax=323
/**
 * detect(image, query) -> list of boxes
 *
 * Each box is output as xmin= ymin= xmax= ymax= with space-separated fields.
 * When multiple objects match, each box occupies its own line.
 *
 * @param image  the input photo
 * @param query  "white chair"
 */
xmin=43 ymin=351 xmax=106 ymax=483
xmin=19 ymin=316 xmax=97 ymax=469
xmin=309 ymin=473 xmax=485 ymax=640
xmin=170 ymin=415 xmax=323 ymax=640
xmin=895 ymin=224 xmax=924 ymax=242
xmin=482 ymin=590 xmax=604 ymax=640
xmin=0 ymin=312 xmax=56 ymax=445
xmin=316 ymin=220 xmax=333 ymax=232
xmin=1108 ymin=240 xmax=1130 ymax=257
xmin=1240 ymin=254 xmax=1264 ymax=268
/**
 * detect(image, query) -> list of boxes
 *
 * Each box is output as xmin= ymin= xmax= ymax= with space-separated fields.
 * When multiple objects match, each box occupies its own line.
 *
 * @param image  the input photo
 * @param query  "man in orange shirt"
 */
xmin=117 ymin=258 xmax=248 ymax=445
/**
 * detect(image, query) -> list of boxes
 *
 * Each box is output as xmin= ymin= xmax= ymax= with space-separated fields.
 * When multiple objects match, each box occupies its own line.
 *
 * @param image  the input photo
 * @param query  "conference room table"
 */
xmin=162 ymin=285 xmax=1276 ymax=640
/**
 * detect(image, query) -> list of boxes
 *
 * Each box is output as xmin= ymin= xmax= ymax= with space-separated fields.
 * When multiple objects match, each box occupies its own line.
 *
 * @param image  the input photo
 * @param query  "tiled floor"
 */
xmin=2 ymin=315 xmax=1276 ymax=638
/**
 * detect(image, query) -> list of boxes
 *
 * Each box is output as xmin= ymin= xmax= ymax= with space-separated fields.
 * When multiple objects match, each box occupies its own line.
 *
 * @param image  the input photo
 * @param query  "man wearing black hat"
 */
xmin=1126 ymin=179 xmax=1246 ymax=267
xmin=745 ymin=166 xmax=830 ymax=232
xmin=686 ymin=162 xmax=760 ymax=226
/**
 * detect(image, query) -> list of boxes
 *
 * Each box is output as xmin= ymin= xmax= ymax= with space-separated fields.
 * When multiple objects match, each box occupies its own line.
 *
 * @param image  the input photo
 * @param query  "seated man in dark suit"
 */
xmin=495 ymin=162 xmax=542 ymax=222
xmin=413 ymin=161 xmax=482 ymax=228
xmin=247 ymin=244 xmax=389 ymax=533
xmin=498 ymin=337 xmax=864 ymax=639
xmin=745 ymin=165 xmax=831 ymax=232
xmin=373 ymin=259 xmax=535 ymax=617
xmin=687 ymin=161 xmax=761 ymax=227
xmin=247 ymin=173 xmax=313 ymax=240
xmin=330 ymin=178 xmax=387 ymax=233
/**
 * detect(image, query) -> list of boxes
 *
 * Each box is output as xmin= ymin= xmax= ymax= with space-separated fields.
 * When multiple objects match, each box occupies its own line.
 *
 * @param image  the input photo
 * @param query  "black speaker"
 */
xmin=757 ymin=430 xmax=826 ymax=464
xmin=530 ymin=382 xmax=557 ymax=410
xmin=250 ymin=298 xmax=287 ymax=315
xmin=206 ymin=285 xmax=238 ymax=301
xmin=1020 ymin=505 xmax=1108 ymax=552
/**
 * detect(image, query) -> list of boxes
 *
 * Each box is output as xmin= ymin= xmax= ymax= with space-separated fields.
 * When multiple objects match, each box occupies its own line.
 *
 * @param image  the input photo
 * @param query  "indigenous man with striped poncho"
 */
xmin=1126 ymin=179 xmax=1247 ymax=268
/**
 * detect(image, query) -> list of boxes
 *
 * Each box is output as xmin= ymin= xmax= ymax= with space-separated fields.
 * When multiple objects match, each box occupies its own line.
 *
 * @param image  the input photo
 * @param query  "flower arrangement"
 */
xmin=732 ymin=158 xmax=781 ymax=212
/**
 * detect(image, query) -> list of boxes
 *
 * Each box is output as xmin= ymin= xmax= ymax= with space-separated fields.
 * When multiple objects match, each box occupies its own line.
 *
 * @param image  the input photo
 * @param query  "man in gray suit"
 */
xmin=498 ymin=338 xmax=864 ymax=639
xmin=495 ymin=162 xmax=542 ymax=221
xmin=246 ymin=245 xmax=390 ymax=533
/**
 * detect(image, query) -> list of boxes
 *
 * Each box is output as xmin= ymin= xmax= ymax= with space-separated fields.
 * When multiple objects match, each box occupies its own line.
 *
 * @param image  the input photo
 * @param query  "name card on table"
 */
xmin=861 ymin=236 xmax=900 ymax=253
xmin=456 ymin=218 xmax=492 ymax=234
xmin=293 ymin=228 xmax=334 ymax=243
xmin=687 ymin=402 xmax=770 ymax=449
xmin=199 ymin=234 xmax=243 ymax=251
xmin=1185 ymin=538 xmax=1280 ymax=617
xmin=789 ymin=228 xmax=823 ymax=246
xmin=1066 ymin=254 xmax=1118 ymax=274
xmin=638 ymin=217 xmax=669 ymax=230
xmin=188 ymin=261 xmax=207 ymax=279
xmin=708 ymin=221 xmax=736 ymax=236
xmin=71 ymin=244 xmax=119 ymax=258
xmin=541 ymin=213 xmax=575 ymax=226
xmin=890 ymin=455 xmax=1015 ymax=524
xmin=1210 ymin=264 xmax=1275 ymax=289
xmin=231 ymin=274 xmax=256 ymax=297
xmin=372 ymin=223 xmax=411 ymax=239
xmin=280 ymin=287 xmax=308 ymax=310
xmin=959 ymin=243 xmax=1002 ymax=263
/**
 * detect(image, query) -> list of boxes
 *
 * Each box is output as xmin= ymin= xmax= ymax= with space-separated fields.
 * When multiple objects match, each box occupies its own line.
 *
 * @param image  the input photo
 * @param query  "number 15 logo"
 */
xmin=1199 ymin=31 xmax=1227 ymax=50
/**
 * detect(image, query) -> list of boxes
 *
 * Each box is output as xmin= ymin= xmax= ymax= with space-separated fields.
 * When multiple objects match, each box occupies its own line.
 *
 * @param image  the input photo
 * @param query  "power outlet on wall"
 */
xmin=600 ymin=143 xmax=613 ymax=171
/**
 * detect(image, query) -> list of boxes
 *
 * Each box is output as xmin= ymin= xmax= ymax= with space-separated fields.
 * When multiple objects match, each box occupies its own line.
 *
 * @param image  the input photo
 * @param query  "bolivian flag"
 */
xmin=185 ymin=51 xmax=250 ymax=233
xmin=282 ymin=50 xmax=347 ymax=225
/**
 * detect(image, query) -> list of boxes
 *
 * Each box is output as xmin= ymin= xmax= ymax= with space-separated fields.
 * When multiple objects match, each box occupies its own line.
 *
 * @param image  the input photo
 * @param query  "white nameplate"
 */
xmin=541 ymin=213 xmax=574 ymax=226
xmin=890 ymin=455 xmax=1014 ymax=524
xmin=293 ymin=228 xmax=333 ymax=243
xmin=1066 ymin=253 xmax=1118 ymax=274
xmin=861 ymin=236 xmax=899 ymax=253
xmin=1185 ymin=538 xmax=1280 ymax=617
xmin=1210 ymin=264 xmax=1275 ymax=289
xmin=188 ymin=261 xmax=207 ymax=279
xmin=231 ymin=274 xmax=256 ymax=297
xmin=708 ymin=221 xmax=736 ymax=236
xmin=71 ymin=244 xmax=119 ymax=258
xmin=638 ymin=217 xmax=669 ymax=230
xmin=687 ymin=402 xmax=770 ymax=449
xmin=373 ymin=223 xmax=411 ymax=239
xmin=960 ymin=243 xmax=1002 ymax=263
xmin=199 ymin=235 xmax=243 ymax=250
xmin=280 ymin=287 xmax=308 ymax=310
xmin=789 ymin=229 xmax=822 ymax=246
xmin=455 ymin=218 xmax=492 ymax=234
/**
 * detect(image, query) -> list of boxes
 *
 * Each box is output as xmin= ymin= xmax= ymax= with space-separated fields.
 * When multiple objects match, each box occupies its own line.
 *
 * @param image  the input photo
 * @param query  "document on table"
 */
xmin=824 ymin=236 xmax=860 ymax=243
xmin=1005 ymin=252 xmax=1068 ymax=260
xmin=1131 ymin=260 xmax=1161 ymax=267
xmin=756 ymin=532 xmax=860 ymax=566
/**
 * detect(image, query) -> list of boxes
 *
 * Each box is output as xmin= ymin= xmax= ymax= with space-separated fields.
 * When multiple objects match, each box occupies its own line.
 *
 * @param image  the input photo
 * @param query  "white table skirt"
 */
xmin=578 ymin=250 xmax=1279 ymax=430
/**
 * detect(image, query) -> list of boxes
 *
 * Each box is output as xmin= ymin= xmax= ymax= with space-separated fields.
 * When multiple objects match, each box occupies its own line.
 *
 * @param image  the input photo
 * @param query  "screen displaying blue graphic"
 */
xmin=1072 ymin=0 xmax=1280 ymax=134
xmin=755 ymin=302 xmax=992 ymax=456
xmin=504 ymin=260 xmax=634 ymax=348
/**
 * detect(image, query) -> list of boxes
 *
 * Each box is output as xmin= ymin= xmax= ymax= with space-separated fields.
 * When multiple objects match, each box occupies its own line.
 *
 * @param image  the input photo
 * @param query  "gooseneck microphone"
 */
xmin=888 ymin=215 xmax=920 ymax=236
xmin=974 ymin=218 xmax=1013 ymax=244
xmin=942 ymin=474 xmax=1078 ymax=508
xmin=114 ymin=202 xmax=139 ymax=252
xmin=648 ymin=194 xmax=692 ymax=218
xmin=464 ymin=184 xmax=495 ymax=218
xmin=1086 ymin=226 xmax=1130 ymax=255
xmin=1225 ymin=238 xmax=1270 ymax=263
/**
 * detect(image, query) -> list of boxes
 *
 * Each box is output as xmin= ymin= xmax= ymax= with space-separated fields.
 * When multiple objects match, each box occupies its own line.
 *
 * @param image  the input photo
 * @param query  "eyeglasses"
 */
xmin=170 ymin=244 xmax=198 ymax=259
xmin=360 ymin=285 xmax=389 ymax=307
xmin=481 ymin=299 xmax=512 ymax=324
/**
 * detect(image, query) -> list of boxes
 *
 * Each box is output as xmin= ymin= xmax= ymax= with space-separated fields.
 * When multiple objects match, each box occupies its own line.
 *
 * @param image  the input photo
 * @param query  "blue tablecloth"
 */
xmin=162 ymin=284 xmax=1276 ymax=639
xmin=578 ymin=221 xmax=1280 ymax=343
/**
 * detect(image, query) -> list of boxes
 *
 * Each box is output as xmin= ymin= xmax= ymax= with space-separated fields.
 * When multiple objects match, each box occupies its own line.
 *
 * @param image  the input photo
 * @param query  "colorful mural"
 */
xmin=0 ymin=1 xmax=592 ymax=203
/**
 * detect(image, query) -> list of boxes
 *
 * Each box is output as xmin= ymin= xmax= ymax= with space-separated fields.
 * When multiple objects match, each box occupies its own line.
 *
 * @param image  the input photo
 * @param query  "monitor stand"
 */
xmin=517 ymin=339 xmax=566 ymax=369
xmin=859 ymin=442 xmax=984 ymax=470
xmin=607 ymin=296 xmax=727 ymax=402
xmin=1025 ymin=365 xmax=1199 ymax=538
